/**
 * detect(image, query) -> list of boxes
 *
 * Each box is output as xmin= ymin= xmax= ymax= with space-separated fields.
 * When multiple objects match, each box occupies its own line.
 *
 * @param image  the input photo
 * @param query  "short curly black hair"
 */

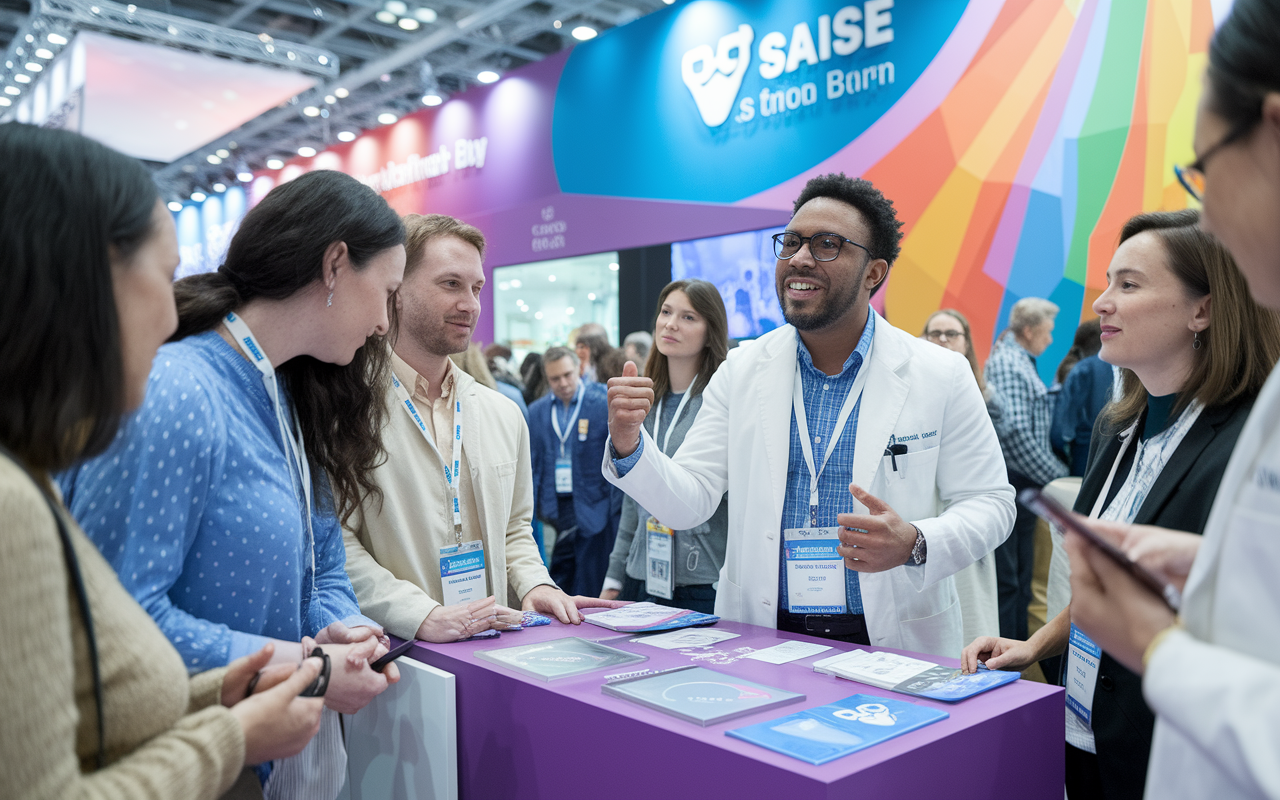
xmin=792 ymin=173 xmax=904 ymax=268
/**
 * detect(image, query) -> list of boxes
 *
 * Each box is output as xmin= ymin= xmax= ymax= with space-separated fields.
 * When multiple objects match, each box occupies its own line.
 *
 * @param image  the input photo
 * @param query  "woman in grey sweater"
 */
xmin=600 ymin=280 xmax=729 ymax=614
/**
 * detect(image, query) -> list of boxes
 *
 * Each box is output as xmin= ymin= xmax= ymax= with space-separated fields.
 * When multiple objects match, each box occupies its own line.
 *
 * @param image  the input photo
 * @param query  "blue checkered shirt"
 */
xmin=777 ymin=313 xmax=876 ymax=615
xmin=984 ymin=335 xmax=1068 ymax=486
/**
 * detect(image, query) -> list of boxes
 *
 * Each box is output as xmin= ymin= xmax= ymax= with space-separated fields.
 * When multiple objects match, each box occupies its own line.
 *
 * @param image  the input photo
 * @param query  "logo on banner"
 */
xmin=552 ymin=0 xmax=967 ymax=203
xmin=679 ymin=2 xmax=896 ymax=129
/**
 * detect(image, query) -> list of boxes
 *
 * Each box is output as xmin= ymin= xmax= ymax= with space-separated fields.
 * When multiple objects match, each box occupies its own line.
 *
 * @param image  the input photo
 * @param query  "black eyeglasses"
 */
xmin=772 ymin=231 xmax=870 ymax=262
xmin=1174 ymin=117 xmax=1258 ymax=202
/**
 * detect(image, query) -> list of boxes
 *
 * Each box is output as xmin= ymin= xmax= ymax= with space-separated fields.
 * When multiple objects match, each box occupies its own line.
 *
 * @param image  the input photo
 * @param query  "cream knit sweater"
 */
xmin=0 ymin=456 xmax=247 ymax=799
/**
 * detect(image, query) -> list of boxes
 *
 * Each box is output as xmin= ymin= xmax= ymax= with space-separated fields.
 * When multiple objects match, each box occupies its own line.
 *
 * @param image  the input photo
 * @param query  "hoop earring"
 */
xmin=1193 ymin=331 xmax=1202 ymax=350
xmin=326 ymin=289 xmax=334 ymax=308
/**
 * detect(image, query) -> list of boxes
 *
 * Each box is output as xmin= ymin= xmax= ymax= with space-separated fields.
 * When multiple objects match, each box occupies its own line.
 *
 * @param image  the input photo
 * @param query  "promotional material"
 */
xmin=727 ymin=693 xmax=948 ymax=765
xmin=602 ymin=666 xmax=804 ymax=726
xmin=814 ymin=649 xmax=1019 ymax=702
xmin=582 ymin=602 xmax=720 ymax=633
xmin=475 ymin=637 xmax=647 ymax=681
xmin=631 ymin=629 xmax=741 ymax=650
xmin=744 ymin=640 xmax=833 ymax=665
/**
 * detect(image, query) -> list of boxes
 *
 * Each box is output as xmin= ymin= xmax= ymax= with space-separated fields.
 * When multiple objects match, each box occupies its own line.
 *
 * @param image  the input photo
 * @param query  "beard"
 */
xmin=400 ymin=304 xmax=474 ymax=357
xmin=777 ymin=261 xmax=867 ymax=331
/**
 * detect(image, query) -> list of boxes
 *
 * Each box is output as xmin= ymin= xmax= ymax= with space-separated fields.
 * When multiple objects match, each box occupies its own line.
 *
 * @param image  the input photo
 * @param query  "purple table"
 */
xmin=404 ymin=617 xmax=1063 ymax=800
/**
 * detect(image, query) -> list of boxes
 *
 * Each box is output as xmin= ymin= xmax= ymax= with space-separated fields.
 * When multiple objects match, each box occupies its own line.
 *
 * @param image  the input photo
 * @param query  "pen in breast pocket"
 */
xmin=884 ymin=443 xmax=908 ymax=471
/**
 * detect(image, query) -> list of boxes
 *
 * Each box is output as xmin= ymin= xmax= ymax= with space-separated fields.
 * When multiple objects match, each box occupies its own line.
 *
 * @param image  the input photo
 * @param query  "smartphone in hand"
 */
xmin=1018 ymin=488 xmax=1182 ymax=612
xmin=370 ymin=639 xmax=416 ymax=673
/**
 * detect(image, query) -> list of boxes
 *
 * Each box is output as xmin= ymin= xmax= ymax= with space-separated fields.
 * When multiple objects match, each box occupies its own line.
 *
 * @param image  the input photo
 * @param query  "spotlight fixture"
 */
xmin=335 ymin=87 xmax=349 ymax=98
xmin=398 ymin=17 xmax=420 ymax=30
xmin=374 ymin=9 xmax=396 ymax=23
xmin=297 ymin=146 xmax=317 ymax=157
xmin=377 ymin=112 xmax=398 ymax=125
xmin=422 ymin=94 xmax=442 ymax=106
xmin=47 ymin=33 xmax=68 ymax=45
xmin=206 ymin=154 xmax=222 ymax=164
xmin=4 ymin=86 xmax=20 ymax=95
xmin=384 ymin=0 xmax=408 ymax=13
xmin=266 ymin=157 xmax=284 ymax=169
xmin=324 ymin=94 xmax=336 ymax=104
xmin=216 ymin=148 xmax=230 ymax=158
xmin=191 ymin=191 xmax=207 ymax=202
xmin=477 ymin=70 xmax=500 ymax=84
xmin=0 ymin=97 xmax=9 ymax=106
xmin=237 ymin=171 xmax=254 ymax=182
xmin=34 ymin=48 xmax=52 ymax=59
xmin=337 ymin=130 xmax=356 ymax=142
xmin=167 ymin=201 xmax=183 ymax=212
xmin=303 ymin=105 xmax=320 ymax=116
xmin=414 ymin=7 xmax=437 ymax=22
xmin=14 ymin=74 xmax=31 ymax=84
xmin=213 ymin=183 xmax=227 ymax=192
xmin=572 ymin=26 xmax=597 ymax=41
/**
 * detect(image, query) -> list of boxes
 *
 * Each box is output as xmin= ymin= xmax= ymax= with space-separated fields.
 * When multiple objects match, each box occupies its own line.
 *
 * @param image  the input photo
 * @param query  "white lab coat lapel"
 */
xmin=756 ymin=332 xmax=797 ymax=531
xmin=851 ymin=320 xmax=910 ymax=495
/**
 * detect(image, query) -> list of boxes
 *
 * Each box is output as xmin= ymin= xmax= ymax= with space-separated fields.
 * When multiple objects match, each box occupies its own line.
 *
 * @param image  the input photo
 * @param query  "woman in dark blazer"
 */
xmin=961 ymin=209 xmax=1280 ymax=799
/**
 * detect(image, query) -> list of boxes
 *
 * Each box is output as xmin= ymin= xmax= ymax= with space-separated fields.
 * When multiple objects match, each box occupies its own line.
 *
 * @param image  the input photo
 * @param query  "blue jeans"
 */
xmin=619 ymin=575 xmax=717 ymax=615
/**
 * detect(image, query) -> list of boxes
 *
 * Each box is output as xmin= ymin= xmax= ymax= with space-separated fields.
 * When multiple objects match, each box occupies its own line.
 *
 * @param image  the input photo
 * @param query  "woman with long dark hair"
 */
xmin=58 ymin=170 xmax=404 ymax=798
xmin=600 ymin=280 xmax=730 ymax=613
xmin=0 ymin=123 xmax=327 ymax=799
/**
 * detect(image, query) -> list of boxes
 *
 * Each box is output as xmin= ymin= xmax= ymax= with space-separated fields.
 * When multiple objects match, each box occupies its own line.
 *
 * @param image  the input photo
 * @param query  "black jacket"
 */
xmin=1068 ymin=395 xmax=1254 ymax=799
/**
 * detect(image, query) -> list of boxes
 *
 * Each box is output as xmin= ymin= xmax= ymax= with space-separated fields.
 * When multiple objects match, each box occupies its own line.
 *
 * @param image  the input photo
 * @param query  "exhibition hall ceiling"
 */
xmin=0 ymin=0 xmax=670 ymax=193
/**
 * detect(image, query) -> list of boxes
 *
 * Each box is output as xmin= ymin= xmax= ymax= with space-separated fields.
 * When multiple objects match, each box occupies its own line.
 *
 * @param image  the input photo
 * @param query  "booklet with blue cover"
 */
xmin=726 ymin=694 xmax=949 ymax=765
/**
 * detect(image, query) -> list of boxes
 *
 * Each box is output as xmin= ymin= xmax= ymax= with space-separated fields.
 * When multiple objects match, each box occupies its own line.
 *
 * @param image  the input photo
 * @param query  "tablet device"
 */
xmin=1018 ymin=488 xmax=1181 ymax=612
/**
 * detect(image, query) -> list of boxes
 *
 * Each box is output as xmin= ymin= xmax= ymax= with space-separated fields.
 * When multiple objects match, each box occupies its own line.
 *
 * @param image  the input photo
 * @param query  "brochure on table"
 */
xmin=602 ymin=666 xmax=804 ymax=726
xmin=583 ymin=602 xmax=720 ymax=632
xmin=475 ymin=637 xmax=647 ymax=681
xmin=631 ymin=629 xmax=740 ymax=650
xmin=727 ymin=694 xmax=949 ymax=765
xmin=813 ymin=649 xmax=1019 ymax=702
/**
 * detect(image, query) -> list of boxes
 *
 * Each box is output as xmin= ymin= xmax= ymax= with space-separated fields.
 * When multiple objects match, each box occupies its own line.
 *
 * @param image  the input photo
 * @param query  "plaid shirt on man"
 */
xmin=984 ymin=335 xmax=1068 ymax=486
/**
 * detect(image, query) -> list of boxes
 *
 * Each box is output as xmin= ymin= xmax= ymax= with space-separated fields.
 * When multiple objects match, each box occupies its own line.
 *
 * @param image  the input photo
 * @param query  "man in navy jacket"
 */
xmin=529 ymin=346 xmax=622 ymax=596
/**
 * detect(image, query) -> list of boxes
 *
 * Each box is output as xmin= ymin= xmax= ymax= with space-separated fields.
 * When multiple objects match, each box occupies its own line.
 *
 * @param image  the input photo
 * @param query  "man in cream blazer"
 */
xmin=604 ymin=175 xmax=1013 ymax=659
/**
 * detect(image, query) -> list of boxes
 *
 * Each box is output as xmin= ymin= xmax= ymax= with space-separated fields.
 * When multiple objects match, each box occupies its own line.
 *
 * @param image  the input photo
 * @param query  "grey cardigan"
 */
xmin=605 ymin=391 xmax=729 ymax=588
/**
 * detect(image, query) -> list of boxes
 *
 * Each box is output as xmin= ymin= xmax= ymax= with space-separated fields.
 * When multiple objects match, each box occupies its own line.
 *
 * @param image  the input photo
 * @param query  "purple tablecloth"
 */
xmin=404 ymin=615 xmax=1064 ymax=800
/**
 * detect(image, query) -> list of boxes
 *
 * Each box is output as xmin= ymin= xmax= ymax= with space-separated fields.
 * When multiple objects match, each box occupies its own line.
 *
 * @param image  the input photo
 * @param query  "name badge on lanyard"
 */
xmin=391 ymin=371 xmax=469 ymax=544
xmin=783 ymin=527 xmax=846 ymax=613
xmin=643 ymin=391 xmax=693 ymax=601
xmin=1066 ymin=624 xmax=1102 ymax=724
xmin=223 ymin=312 xmax=315 ymax=576
xmin=439 ymin=540 xmax=486 ymax=606
xmin=646 ymin=517 xmax=674 ymax=600
xmin=551 ymin=383 xmax=586 ymax=495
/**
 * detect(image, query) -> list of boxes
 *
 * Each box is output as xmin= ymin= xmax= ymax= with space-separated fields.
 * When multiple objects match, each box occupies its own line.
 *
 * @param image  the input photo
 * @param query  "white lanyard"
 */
xmin=391 ymin=370 xmax=464 ymax=544
xmin=792 ymin=340 xmax=874 ymax=520
xmin=550 ymin=382 xmax=586 ymax=456
xmin=1089 ymin=420 xmax=1139 ymax=519
xmin=222 ymin=312 xmax=314 ymax=573
xmin=654 ymin=389 xmax=694 ymax=454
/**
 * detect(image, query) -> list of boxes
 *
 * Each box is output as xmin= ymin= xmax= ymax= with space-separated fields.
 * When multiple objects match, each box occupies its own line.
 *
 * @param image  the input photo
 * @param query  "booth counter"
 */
xmin=394 ymin=616 xmax=1063 ymax=800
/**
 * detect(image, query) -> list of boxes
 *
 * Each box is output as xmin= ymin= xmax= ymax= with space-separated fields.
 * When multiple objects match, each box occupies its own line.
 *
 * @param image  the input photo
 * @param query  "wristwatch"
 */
xmin=910 ymin=524 xmax=927 ymax=565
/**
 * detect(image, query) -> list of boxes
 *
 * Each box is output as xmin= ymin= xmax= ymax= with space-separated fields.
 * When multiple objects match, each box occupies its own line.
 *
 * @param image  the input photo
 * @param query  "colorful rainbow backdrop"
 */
xmin=866 ymin=0 xmax=1214 ymax=379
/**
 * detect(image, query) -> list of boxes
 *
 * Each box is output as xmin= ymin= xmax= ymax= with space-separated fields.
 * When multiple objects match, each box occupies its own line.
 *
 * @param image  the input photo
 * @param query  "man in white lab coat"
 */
xmin=602 ymin=174 xmax=1014 ymax=658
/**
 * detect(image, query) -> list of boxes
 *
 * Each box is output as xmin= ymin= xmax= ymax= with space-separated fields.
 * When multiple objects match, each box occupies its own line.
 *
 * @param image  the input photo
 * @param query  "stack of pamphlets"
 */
xmin=474 ymin=637 xmax=647 ymax=681
xmin=727 ymin=693 xmax=948 ymax=764
xmin=812 ymin=649 xmax=1019 ymax=702
xmin=582 ymin=602 xmax=720 ymax=633
xmin=602 ymin=666 xmax=804 ymax=726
